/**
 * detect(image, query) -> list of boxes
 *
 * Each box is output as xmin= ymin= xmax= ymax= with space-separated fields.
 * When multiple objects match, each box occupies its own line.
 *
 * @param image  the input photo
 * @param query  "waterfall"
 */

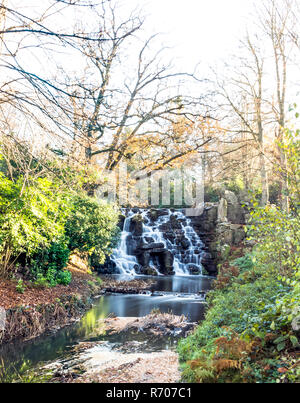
xmin=110 ymin=211 xmax=139 ymax=275
xmin=111 ymin=208 xmax=206 ymax=276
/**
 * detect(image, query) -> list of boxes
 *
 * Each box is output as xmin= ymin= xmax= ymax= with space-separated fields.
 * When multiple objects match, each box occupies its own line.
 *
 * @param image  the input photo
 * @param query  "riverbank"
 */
xmin=0 ymin=257 xmax=155 ymax=345
xmin=0 ymin=274 xmax=210 ymax=383
xmin=0 ymin=259 xmax=95 ymax=344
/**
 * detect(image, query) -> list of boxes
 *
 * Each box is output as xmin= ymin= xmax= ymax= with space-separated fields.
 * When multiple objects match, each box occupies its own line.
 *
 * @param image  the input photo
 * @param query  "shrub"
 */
xmin=29 ymin=240 xmax=71 ymax=284
xmin=65 ymin=195 xmax=120 ymax=264
xmin=16 ymin=278 xmax=26 ymax=294
xmin=0 ymin=175 xmax=70 ymax=276
xmin=204 ymin=186 xmax=220 ymax=203
xmin=56 ymin=270 xmax=72 ymax=286
xmin=233 ymin=254 xmax=255 ymax=272
xmin=213 ymin=265 xmax=240 ymax=290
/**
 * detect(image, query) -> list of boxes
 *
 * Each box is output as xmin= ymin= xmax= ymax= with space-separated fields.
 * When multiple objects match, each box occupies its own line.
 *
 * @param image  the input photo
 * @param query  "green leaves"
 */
xmin=65 ymin=194 xmax=120 ymax=263
xmin=289 ymin=335 xmax=300 ymax=348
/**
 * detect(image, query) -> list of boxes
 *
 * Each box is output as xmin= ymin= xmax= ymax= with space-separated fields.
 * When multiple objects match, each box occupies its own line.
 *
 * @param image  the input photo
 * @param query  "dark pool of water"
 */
xmin=0 ymin=275 xmax=213 ymax=378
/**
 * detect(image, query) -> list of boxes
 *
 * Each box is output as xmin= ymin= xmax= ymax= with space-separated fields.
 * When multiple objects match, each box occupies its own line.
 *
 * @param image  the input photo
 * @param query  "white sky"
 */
xmin=3 ymin=0 xmax=300 ymax=129
xmin=117 ymin=0 xmax=299 ymax=114
xmin=124 ymin=0 xmax=254 ymax=72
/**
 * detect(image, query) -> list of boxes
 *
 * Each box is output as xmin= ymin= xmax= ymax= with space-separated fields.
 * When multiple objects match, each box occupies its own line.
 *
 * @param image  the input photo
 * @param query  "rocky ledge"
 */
xmin=99 ymin=278 xmax=155 ymax=294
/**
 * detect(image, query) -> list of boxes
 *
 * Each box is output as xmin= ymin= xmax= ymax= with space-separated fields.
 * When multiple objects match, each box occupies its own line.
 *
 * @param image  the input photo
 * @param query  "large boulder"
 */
xmin=126 ymin=234 xmax=143 ymax=255
xmin=187 ymin=264 xmax=201 ymax=275
xmin=170 ymin=214 xmax=182 ymax=229
xmin=158 ymin=250 xmax=175 ymax=275
xmin=136 ymin=266 xmax=158 ymax=276
xmin=217 ymin=198 xmax=228 ymax=222
xmin=215 ymin=222 xmax=246 ymax=247
xmin=137 ymin=251 xmax=151 ymax=267
xmin=223 ymin=190 xmax=245 ymax=224
xmin=180 ymin=237 xmax=190 ymax=249
xmin=231 ymin=224 xmax=246 ymax=245
xmin=189 ymin=203 xmax=218 ymax=233
xmin=118 ymin=214 xmax=126 ymax=230
xmin=206 ymin=204 xmax=218 ymax=222
xmin=129 ymin=214 xmax=144 ymax=236
xmin=147 ymin=209 xmax=169 ymax=221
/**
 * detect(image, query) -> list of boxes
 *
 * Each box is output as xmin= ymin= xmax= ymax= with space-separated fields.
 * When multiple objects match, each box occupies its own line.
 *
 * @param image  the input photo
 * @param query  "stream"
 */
xmin=0 ymin=274 xmax=213 ymax=380
xmin=0 ymin=208 xmax=215 ymax=381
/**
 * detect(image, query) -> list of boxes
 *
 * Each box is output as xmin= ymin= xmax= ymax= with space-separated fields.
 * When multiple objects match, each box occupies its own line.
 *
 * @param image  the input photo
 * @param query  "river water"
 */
xmin=0 ymin=275 xmax=213 ymax=379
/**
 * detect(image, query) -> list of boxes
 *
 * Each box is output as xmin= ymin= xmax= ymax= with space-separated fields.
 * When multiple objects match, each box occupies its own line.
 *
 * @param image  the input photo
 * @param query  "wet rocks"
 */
xmin=137 ymin=251 xmax=151 ymax=267
xmin=188 ymin=194 xmax=248 ymax=275
xmin=180 ymin=237 xmax=190 ymax=249
xmin=129 ymin=214 xmax=144 ymax=236
xmin=169 ymin=214 xmax=182 ymax=230
xmin=117 ymin=214 xmax=126 ymax=230
xmin=136 ymin=266 xmax=158 ymax=276
xmin=187 ymin=265 xmax=201 ymax=275
xmin=158 ymin=250 xmax=175 ymax=275
xmin=140 ymin=242 xmax=165 ymax=251
xmin=100 ymin=278 xmax=155 ymax=294
xmin=93 ymin=255 xmax=117 ymax=274
xmin=147 ymin=209 xmax=169 ymax=222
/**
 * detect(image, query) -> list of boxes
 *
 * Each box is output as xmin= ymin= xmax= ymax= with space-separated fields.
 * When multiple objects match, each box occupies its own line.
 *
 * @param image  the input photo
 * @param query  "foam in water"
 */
xmin=111 ymin=209 xmax=205 ymax=276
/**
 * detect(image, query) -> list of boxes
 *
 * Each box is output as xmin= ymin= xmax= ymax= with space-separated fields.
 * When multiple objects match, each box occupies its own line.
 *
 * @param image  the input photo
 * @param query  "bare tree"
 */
xmin=59 ymin=1 xmax=211 ymax=174
xmin=260 ymin=0 xmax=298 ymax=210
xmin=214 ymin=34 xmax=271 ymax=205
xmin=0 ymin=1 xmax=110 ymax=148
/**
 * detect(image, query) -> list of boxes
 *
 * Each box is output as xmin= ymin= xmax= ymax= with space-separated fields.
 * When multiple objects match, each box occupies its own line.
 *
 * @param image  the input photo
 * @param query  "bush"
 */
xmin=233 ymin=254 xmax=255 ymax=272
xmin=204 ymin=186 xmax=220 ymax=203
xmin=65 ymin=195 xmax=120 ymax=264
xmin=29 ymin=240 xmax=70 ymax=284
xmin=0 ymin=166 xmax=120 ymax=285
xmin=56 ymin=270 xmax=72 ymax=286
xmin=0 ymin=175 xmax=70 ymax=276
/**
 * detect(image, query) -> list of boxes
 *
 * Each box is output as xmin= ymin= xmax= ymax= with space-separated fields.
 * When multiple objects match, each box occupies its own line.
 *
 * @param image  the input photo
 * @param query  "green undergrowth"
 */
xmin=178 ymin=204 xmax=300 ymax=383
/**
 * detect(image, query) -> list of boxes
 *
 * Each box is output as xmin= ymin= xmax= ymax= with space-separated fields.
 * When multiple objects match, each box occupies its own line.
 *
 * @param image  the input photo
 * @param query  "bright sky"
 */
xmin=124 ymin=0 xmax=254 ymax=72
xmin=4 ymin=0 xmax=300 ymax=126
xmin=121 ymin=0 xmax=300 ymax=114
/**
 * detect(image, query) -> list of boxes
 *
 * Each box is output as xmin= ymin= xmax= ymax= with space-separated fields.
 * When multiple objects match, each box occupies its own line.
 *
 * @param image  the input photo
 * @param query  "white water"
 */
xmin=111 ymin=209 xmax=205 ymax=276
xmin=110 ymin=211 xmax=139 ymax=276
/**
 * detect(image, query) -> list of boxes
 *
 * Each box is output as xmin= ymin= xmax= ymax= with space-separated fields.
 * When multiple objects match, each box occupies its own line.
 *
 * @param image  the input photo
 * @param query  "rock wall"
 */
xmin=189 ymin=190 xmax=247 ymax=271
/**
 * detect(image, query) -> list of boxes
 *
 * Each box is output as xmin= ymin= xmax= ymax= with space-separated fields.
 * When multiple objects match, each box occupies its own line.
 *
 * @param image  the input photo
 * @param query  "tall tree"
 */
xmin=260 ymin=0 xmax=298 ymax=210
xmin=61 ymin=1 xmax=210 ymax=172
xmin=215 ymin=34 xmax=270 ymax=205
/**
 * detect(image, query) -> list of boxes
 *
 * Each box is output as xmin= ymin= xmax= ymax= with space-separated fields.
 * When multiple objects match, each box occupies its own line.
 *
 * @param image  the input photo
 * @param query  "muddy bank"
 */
xmin=0 ymin=276 xmax=155 ymax=345
xmin=47 ymin=346 xmax=180 ymax=384
xmin=0 ymin=263 xmax=102 ymax=345
xmin=0 ymin=294 xmax=90 ymax=344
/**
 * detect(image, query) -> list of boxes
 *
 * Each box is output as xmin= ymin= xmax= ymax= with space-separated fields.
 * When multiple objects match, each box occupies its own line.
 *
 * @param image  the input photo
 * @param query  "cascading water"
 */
xmin=169 ymin=210 xmax=205 ymax=275
xmin=110 ymin=211 xmax=139 ymax=276
xmin=111 ymin=208 xmax=206 ymax=276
